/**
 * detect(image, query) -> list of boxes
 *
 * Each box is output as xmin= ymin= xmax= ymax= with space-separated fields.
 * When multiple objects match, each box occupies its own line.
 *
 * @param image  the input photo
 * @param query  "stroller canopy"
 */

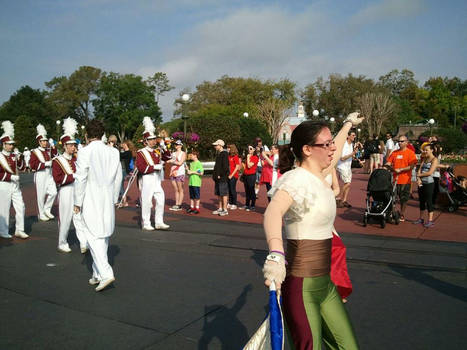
xmin=367 ymin=168 xmax=393 ymax=193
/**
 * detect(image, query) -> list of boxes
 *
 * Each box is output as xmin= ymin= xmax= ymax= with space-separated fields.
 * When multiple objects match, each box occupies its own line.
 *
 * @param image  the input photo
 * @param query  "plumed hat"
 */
xmin=0 ymin=120 xmax=15 ymax=144
xmin=142 ymin=116 xmax=157 ymax=140
xmin=36 ymin=124 xmax=48 ymax=143
xmin=60 ymin=118 xmax=78 ymax=144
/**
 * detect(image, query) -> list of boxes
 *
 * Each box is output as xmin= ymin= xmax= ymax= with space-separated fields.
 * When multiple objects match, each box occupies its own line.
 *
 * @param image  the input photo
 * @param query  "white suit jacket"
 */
xmin=74 ymin=140 xmax=122 ymax=238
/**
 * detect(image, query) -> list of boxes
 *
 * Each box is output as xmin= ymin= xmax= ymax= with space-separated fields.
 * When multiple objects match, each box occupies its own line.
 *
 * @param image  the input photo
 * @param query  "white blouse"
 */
xmin=268 ymin=167 xmax=336 ymax=240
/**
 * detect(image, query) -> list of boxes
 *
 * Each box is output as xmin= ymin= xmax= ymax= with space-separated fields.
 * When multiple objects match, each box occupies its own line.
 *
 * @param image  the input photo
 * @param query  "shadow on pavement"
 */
xmin=198 ymin=284 xmax=252 ymax=350
xmin=389 ymin=265 xmax=467 ymax=303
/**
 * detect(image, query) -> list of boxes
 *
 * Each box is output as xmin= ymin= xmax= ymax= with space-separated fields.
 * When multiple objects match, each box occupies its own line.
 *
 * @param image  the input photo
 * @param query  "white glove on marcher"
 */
xmin=153 ymin=164 xmax=163 ymax=170
xmin=45 ymin=160 xmax=52 ymax=167
xmin=262 ymin=252 xmax=286 ymax=286
xmin=11 ymin=175 xmax=20 ymax=182
xmin=159 ymin=140 xmax=166 ymax=150
xmin=344 ymin=112 xmax=364 ymax=126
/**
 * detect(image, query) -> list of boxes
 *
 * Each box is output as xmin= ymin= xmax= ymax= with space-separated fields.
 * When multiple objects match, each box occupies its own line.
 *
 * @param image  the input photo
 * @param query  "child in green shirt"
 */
xmin=186 ymin=150 xmax=204 ymax=214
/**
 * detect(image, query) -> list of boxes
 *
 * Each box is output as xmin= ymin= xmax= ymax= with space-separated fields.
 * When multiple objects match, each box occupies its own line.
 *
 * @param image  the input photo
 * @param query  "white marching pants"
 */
xmin=88 ymin=235 xmax=113 ymax=280
xmin=141 ymin=172 xmax=165 ymax=227
xmin=34 ymin=169 xmax=57 ymax=218
xmin=57 ymin=185 xmax=87 ymax=249
xmin=0 ymin=181 xmax=25 ymax=235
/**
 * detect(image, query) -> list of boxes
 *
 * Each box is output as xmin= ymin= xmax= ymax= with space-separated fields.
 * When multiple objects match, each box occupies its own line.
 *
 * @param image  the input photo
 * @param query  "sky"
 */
xmin=1 ymin=0 xmax=466 ymax=120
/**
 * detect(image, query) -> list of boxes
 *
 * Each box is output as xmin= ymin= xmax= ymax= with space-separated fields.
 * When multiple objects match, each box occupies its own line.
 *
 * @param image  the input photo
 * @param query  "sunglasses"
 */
xmin=310 ymin=140 xmax=335 ymax=149
xmin=397 ymin=140 xmax=407 ymax=143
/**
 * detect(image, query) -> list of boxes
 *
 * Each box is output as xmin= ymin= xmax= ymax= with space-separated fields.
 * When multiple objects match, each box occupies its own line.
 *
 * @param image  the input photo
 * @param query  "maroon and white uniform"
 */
xmin=136 ymin=146 xmax=171 ymax=228
xmin=0 ymin=151 xmax=26 ymax=237
xmin=52 ymin=153 xmax=87 ymax=251
xmin=30 ymin=147 xmax=57 ymax=220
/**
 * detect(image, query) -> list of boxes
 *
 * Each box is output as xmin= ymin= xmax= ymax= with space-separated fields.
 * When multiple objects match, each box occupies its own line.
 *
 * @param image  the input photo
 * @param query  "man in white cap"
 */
xmin=52 ymin=118 xmax=87 ymax=253
xmin=74 ymin=119 xmax=122 ymax=292
xmin=212 ymin=139 xmax=230 ymax=216
xmin=135 ymin=117 xmax=172 ymax=230
xmin=0 ymin=121 xmax=28 ymax=239
xmin=30 ymin=124 xmax=57 ymax=221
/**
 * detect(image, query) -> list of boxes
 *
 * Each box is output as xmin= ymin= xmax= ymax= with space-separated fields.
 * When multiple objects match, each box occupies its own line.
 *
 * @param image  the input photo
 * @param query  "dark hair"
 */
xmin=228 ymin=144 xmax=238 ymax=156
xmin=427 ymin=143 xmax=440 ymax=157
xmin=86 ymin=120 xmax=105 ymax=139
xmin=191 ymin=150 xmax=199 ymax=157
xmin=348 ymin=130 xmax=356 ymax=136
xmin=279 ymin=120 xmax=329 ymax=174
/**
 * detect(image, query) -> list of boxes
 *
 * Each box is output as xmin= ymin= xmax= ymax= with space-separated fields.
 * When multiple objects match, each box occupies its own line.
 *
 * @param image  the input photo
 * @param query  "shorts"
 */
xmin=189 ymin=185 xmax=200 ymax=199
xmin=337 ymin=167 xmax=352 ymax=183
xmin=215 ymin=181 xmax=228 ymax=196
xmin=170 ymin=175 xmax=185 ymax=183
xmin=370 ymin=153 xmax=380 ymax=163
xmin=255 ymin=167 xmax=262 ymax=183
xmin=396 ymin=184 xmax=411 ymax=204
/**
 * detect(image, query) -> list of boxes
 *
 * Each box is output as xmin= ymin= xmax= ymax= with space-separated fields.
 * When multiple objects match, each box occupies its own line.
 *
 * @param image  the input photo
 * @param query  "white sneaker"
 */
xmin=95 ymin=277 xmax=115 ymax=292
xmin=14 ymin=231 xmax=29 ymax=239
xmin=212 ymin=208 xmax=222 ymax=215
xmin=169 ymin=205 xmax=182 ymax=211
xmin=80 ymin=246 xmax=88 ymax=254
xmin=39 ymin=216 xmax=50 ymax=222
xmin=45 ymin=212 xmax=55 ymax=219
xmin=219 ymin=210 xmax=229 ymax=216
xmin=89 ymin=277 xmax=100 ymax=285
xmin=0 ymin=233 xmax=12 ymax=239
xmin=155 ymin=223 xmax=170 ymax=230
xmin=142 ymin=225 xmax=155 ymax=231
xmin=57 ymin=246 xmax=72 ymax=253
xmin=230 ymin=205 xmax=237 ymax=210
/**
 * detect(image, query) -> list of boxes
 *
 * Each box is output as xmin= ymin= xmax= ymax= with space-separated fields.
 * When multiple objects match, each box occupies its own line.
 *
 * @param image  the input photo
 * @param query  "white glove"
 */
xmin=153 ymin=164 xmax=163 ymax=170
xmin=344 ymin=112 xmax=364 ymax=126
xmin=262 ymin=252 xmax=286 ymax=286
xmin=11 ymin=175 xmax=20 ymax=182
xmin=159 ymin=140 xmax=166 ymax=150
xmin=45 ymin=160 xmax=52 ymax=167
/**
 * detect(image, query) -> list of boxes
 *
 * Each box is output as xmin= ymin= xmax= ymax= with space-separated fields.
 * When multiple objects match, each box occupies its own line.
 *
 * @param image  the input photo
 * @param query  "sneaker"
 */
xmin=45 ymin=212 xmax=55 ymax=219
xmin=187 ymin=208 xmax=194 ymax=213
xmin=169 ymin=205 xmax=182 ymax=211
xmin=218 ymin=210 xmax=229 ymax=216
xmin=336 ymin=200 xmax=344 ymax=208
xmin=413 ymin=218 xmax=424 ymax=225
xmin=95 ymin=277 xmax=115 ymax=292
xmin=399 ymin=215 xmax=405 ymax=222
xmin=230 ymin=205 xmax=238 ymax=210
xmin=193 ymin=209 xmax=200 ymax=214
xmin=89 ymin=277 xmax=100 ymax=285
xmin=226 ymin=204 xmax=232 ymax=209
xmin=0 ymin=233 xmax=13 ymax=239
xmin=142 ymin=225 xmax=155 ymax=231
xmin=239 ymin=206 xmax=247 ymax=210
xmin=249 ymin=206 xmax=256 ymax=212
xmin=155 ymin=223 xmax=170 ymax=230
xmin=424 ymin=221 xmax=434 ymax=228
xmin=39 ymin=216 xmax=50 ymax=222
xmin=212 ymin=208 xmax=222 ymax=215
xmin=57 ymin=245 xmax=72 ymax=253
xmin=14 ymin=231 xmax=29 ymax=239
xmin=245 ymin=206 xmax=251 ymax=212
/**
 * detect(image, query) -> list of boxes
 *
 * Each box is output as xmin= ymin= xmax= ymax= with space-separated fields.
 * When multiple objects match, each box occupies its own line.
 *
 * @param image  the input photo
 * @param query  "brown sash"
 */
xmin=286 ymin=239 xmax=332 ymax=277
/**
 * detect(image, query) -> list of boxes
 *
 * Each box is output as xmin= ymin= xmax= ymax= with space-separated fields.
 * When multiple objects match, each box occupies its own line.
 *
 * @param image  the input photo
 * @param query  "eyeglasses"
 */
xmin=310 ymin=140 xmax=335 ymax=149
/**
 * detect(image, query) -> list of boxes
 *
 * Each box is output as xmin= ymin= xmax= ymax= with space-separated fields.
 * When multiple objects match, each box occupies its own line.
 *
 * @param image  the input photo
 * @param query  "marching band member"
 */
xmin=0 ymin=121 xmax=28 ymax=239
xmin=74 ymin=120 xmax=122 ymax=292
xmin=136 ymin=117 xmax=171 ymax=231
xmin=30 ymin=124 xmax=57 ymax=221
xmin=52 ymin=118 xmax=87 ymax=253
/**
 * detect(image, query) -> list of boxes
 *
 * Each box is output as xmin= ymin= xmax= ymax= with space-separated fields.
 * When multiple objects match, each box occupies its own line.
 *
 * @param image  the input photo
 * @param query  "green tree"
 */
xmin=378 ymin=69 xmax=418 ymax=96
xmin=45 ymin=66 xmax=101 ymax=124
xmin=93 ymin=72 xmax=161 ymax=141
xmin=13 ymin=115 xmax=36 ymax=150
xmin=147 ymin=72 xmax=174 ymax=103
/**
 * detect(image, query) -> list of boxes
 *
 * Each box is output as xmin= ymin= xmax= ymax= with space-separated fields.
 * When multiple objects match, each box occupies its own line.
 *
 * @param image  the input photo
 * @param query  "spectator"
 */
xmin=385 ymin=135 xmax=418 ymax=222
xmin=413 ymin=143 xmax=439 ymax=227
xmin=379 ymin=139 xmax=386 ymax=168
xmin=108 ymin=135 xmax=118 ymax=148
xmin=259 ymin=144 xmax=281 ymax=202
xmin=168 ymin=140 xmax=186 ymax=211
xmin=384 ymin=132 xmax=397 ymax=162
xmin=119 ymin=140 xmax=136 ymax=207
xmin=212 ymin=139 xmax=230 ymax=216
xmin=336 ymin=130 xmax=357 ymax=208
xmin=368 ymin=135 xmax=381 ymax=173
xmin=254 ymin=137 xmax=269 ymax=198
xmin=186 ymin=150 xmax=204 ymax=214
xmin=429 ymin=136 xmax=443 ymax=207
xmin=240 ymin=145 xmax=259 ymax=211
xmin=227 ymin=144 xmax=241 ymax=210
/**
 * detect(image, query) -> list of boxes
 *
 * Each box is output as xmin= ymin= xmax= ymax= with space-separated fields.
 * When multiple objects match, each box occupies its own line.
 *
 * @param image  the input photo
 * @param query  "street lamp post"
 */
xmin=181 ymin=93 xmax=190 ymax=146
xmin=428 ymin=118 xmax=435 ymax=136
xmin=56 ymin=120 xmax=61 ymax=141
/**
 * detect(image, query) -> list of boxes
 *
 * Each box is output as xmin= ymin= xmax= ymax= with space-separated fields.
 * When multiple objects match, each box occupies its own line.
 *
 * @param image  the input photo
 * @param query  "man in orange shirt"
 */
xmin=386 ymin=135 xmax=417 ymax=222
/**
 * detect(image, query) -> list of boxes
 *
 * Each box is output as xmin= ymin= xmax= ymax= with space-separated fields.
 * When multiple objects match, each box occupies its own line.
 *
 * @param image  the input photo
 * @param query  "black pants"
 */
xmin=228 ymin=177 xmax=238 ymax=205
xmin=265 ymin=183 xmax=272 ymax=202
xmin=418 ymin=182 xmax=435 ymax=212
xmin=244 ymin=174 xmax=256 ymax=207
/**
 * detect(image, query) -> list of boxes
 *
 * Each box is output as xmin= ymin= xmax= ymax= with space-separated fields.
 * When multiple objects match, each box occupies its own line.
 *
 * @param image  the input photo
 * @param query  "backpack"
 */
xmin=367 ymin=140 xmax=379 ymax=154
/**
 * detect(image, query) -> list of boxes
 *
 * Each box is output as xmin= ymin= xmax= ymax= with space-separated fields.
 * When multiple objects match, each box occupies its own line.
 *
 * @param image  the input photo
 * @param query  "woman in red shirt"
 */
xmin=227 ymin=144 xmax=241 ymax=210
xmin=241 ymin=145 xmax=258 ymax=211
xmin=259 ymin=144 xmax=281 ymax=202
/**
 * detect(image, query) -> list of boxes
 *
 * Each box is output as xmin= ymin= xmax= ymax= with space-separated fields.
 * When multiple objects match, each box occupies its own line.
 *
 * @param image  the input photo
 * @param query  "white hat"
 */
xmin=36 ymin=124 xmax=48 ymax=142
xmin=60 ymin=117 xmax=78 ymax=144
xmin=1 ymin=121 xmax=15 ymax=144
xmin=142 ymin=116 xmax=157 ymax=140
xmin=212 ymin=139 xmax=225 ymax=147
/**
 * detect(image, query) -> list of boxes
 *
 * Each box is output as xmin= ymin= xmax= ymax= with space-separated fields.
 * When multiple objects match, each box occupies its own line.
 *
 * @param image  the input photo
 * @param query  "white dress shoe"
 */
xmin=39 ymin=216 xmax=50 ymax=222
xmin=45 ymin=212 xmax=55 ymax=219
xmin=89 ymin=277 xmax=100 ymax=285
xmin=142 ymin=225 xmax=155 ymax=231
xmin=0 ymin=233 xmax=13 ymax=239
xmin=95 ymin=277 xmax=115 ymax=292
xmin=155 ymin=223 xmax=170 ymax=230
xmin=57 ymin=246 xmax=72 ymax=253
xmin=14 ymin=231 xmax=29 ymax=239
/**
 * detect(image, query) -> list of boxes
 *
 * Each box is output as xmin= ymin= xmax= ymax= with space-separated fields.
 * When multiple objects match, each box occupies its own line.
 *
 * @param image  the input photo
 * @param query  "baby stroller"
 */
xmin=363 ymin=168 xmax=400 ymax=228
xmin=441 ymin=168 xmax=467 ymax=212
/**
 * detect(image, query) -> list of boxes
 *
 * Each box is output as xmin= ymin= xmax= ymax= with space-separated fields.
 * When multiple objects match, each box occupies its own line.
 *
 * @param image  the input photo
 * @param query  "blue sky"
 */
xmin=1 ymin=0 xmax=466 ymax=119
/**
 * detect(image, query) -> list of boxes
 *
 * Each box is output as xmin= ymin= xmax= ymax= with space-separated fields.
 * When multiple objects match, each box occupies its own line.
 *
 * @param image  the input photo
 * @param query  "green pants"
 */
xmin=282 ymin=274 xmax=359 ymax=350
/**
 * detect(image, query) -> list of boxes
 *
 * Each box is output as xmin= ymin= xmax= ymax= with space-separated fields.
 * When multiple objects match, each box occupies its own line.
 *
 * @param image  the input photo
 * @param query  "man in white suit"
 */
xmin=74 ymin=120 xmax=122 ymax=292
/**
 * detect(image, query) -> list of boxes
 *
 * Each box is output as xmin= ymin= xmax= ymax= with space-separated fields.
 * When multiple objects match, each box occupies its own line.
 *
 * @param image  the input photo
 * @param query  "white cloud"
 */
xmin=350 ymin=0 xmax=427 ymax=26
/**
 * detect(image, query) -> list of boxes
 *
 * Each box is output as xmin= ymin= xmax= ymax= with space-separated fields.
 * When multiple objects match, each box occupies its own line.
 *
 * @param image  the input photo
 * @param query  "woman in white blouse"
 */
xmin=262 ymin=113 xmax=363 ymax=350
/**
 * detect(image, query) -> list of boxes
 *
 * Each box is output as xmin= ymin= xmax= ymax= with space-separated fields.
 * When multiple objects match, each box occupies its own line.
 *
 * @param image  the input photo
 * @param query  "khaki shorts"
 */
xmin=337 ymin=167 xmax=352 ymax=183
xmin=370 ymin=153 xmax=380 ymax=163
